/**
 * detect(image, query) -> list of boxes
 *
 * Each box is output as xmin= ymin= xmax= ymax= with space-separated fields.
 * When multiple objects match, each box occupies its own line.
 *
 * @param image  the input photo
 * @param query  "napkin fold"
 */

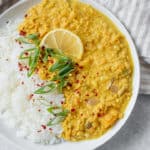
xmin=94 ymin=0 xmax=150 ymax=94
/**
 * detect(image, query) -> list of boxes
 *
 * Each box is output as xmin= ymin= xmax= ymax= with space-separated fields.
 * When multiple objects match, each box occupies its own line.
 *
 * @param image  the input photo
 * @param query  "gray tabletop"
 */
xmin=0 ymin=1 xmax=150 ymax=150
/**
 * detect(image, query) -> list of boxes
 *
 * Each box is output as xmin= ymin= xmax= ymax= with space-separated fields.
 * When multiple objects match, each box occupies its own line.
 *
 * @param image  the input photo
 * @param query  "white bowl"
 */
xmin=0 ymin=0 xmax=140 ymax=150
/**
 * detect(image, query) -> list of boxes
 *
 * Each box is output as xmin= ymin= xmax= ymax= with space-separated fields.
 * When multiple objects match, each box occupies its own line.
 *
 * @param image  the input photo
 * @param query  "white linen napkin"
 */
xmin=94 ymin=0 xmax=150 ymax=94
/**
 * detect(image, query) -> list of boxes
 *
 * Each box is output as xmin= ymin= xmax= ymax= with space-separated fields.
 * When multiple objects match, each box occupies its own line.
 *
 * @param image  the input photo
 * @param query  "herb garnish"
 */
xmin=17 ymin=33 xmax=40 ymax=77
xmin=17 ymin=33 xmax=71 ymax=126
xmin=35 ymin=48 xmax=74 ymax=93
xmin=47 ymin=106 xmax=69 ymax=126
xmin=34 ymin=82 xmax=56 ymax=94
xmin=17 ymin=33 xmax=75 ymax=93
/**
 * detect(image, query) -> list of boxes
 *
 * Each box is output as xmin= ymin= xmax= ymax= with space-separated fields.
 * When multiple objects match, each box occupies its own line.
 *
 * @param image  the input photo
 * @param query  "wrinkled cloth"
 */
xmin=94 ymin=0 xmax=150 ymax=94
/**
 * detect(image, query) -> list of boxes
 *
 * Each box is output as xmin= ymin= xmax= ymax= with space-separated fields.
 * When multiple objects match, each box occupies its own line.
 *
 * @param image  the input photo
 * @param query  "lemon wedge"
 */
xmin=40 ymin=29 xmax=83 ymax=60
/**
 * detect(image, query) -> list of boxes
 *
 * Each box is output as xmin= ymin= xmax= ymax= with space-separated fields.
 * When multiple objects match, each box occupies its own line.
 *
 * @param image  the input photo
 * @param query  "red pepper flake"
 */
xmin=41 ymin=82 xmax=44 ymax=86
xmin=76 ymin=80 xmax=79 ymax=83
xmin=95 ymin=93 xmax=98 ymax=96
xmin=50 ymin=101 xmax=53 ymax=104
xmin=79 ymin=66 xmax=83 ymax=69
xmin=18 ymin=62 xmax=22 ymax=66
xmin=41 ymin=46 xmax=45 ymax=50
xmin=75 ymin=89 xmax=80 ymax=94
xmin=28 ymin=94 xmax=34 ymax=100
xmin=82 ymin=75 xmax=86 ymax=79
xmin=18 ymin=62 xmax=24 ymax=71
xmin=67 ymin=82 xmax=72 ymax=87
xmin=97 ymin=113 xmax=104 ymax=117
xmin=19 ymin=30 xmax=26 ymax=36
xmin=36 ymin=83 xmax=40 ymax=87
xmin=84 ymin=99 xmax=88 ymax=102
xmin=49 ymin=59 xmax=54 ymax=64
xmin=92 ymin=89 xmax=97 ymax=93
xmin=75 ymin=63 xmax=79 ymax=66
xmin=86 ymin=94 xmax=89 ymax=97
xmin=75 ymin=70 xmax=79 ymax=75
xmin=37 ymin=82 xmax=45 ymax=87
xmin=37 ymin=130 xmax=42 ymax=133
xmin=49 ymin=128 xmax=53 ymax=131
xmin=41 ymin=125 xmax=47 ymax=130
xmin=71 ymin=108 xmax=76 ymax=112
xmin=24 ymin=52 xmax=29 ymax=56
xmin=24 ymin=66 xmax=29 ymax=71
xmin=24 ymin=14 xmax=28 ymax=18
xmin=61 ymin=101 xmax=64 ymax=105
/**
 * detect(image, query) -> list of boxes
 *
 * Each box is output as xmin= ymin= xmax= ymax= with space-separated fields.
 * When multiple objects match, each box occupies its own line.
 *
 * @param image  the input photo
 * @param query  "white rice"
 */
xmin=0 ymin=20 xmax=64 ymax=144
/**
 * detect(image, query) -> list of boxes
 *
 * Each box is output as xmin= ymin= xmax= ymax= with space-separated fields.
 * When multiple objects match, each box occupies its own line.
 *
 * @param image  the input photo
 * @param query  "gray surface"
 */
xmin=96 ymin=95 xmax=150 ymax=150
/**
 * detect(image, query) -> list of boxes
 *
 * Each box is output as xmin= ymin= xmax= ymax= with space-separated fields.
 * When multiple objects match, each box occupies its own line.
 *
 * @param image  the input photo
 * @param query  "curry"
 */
xmin=19 ymin=0 xmax=133 ymax=141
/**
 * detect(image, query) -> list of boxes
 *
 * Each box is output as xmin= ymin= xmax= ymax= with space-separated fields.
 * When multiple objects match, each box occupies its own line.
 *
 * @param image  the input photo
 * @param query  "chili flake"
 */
xmin=28 ymin=94 xmax=34 ymax=100
xmin=24 ymin=14 xmax=28 ymax=18
xmin=41 ymin=125 xmax=47 ymax=130
xmin=21 ymin=81 xmax=24 ymax=85
xmin=71 ymin=108 xmax=76 ymax=112
xmin=19 ymin=30 xmax=26 ymax=36
xmin=50 ymin=101 xmax=53 ymax=104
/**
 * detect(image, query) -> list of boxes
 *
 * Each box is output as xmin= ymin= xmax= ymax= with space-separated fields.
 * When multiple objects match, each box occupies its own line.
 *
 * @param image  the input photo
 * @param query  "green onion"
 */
xmin=27 ymin=48 xmax=40 ymax=77
xmin=58 ymin=62 xmax=74 ymax=77
xmin=56 ymin=109 xmax=69 ymax=117
xmin=49 ymin=61 xmax=66 ymax=72
xmin=46 ymin=108 xmax=69 ymax=126
xmin=43 ymin=49 xmax=49 ymax=63
xmin=47 ymin=106 xmax=56 ymax=115
xmin=47 ymin=116 xmax=65 ymax=126
xmin=27 ymin=33 xmax=38 ymax=40
xmin=19 ymin=48 xmax=35 ymax=59
xmin=17 ymin=37 xmax=31 ymax=44
xmin=57 ymin=79 xmax=67 ymax=92
xmin=34 ymin=82 xmax=56 ymax=94
xmin=17 ymin=33 xmax=75 ymax=93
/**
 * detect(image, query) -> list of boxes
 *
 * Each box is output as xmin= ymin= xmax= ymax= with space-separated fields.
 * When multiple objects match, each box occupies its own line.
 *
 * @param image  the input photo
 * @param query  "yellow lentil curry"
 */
xmin=19 ymin=0 xmax=133 ymax=141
